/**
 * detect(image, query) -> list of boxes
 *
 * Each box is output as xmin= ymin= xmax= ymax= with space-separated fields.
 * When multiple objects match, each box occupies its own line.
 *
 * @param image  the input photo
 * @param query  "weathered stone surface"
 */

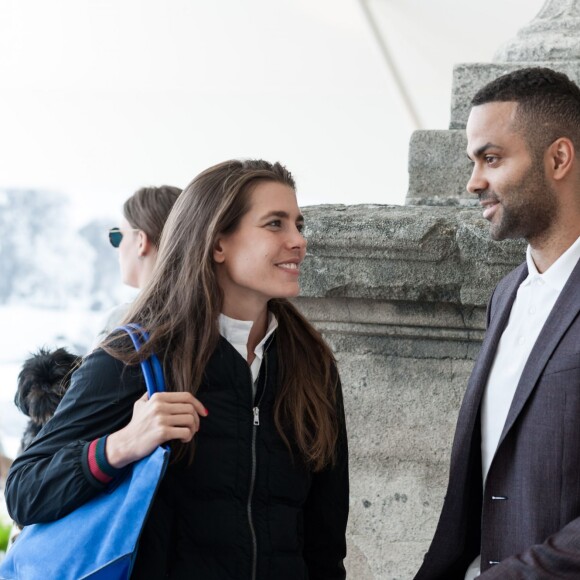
xmin=406 ymin=130 xmax=472 ymax=205
xmin=450 ymin=61 xmax=580 ymax=129
xmin=301 ymin=341 xmax=475 ymax=578
xmin=494 ymin=0 xmax=580 ymax=62
xmin=292 ymin=205 xmax=526 ymax=579
xmin=300 ymin=205 xmax=526 ymax=307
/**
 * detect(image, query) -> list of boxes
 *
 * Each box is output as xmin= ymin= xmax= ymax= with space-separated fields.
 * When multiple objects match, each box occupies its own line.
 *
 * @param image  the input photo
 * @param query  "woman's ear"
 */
xmin=137 ymin=231 xmax=152 ymax=258
xmin=213 ymin=238 xmax=225 ymax=264
xmin=548 ymin=137 xmax=575 ymax=181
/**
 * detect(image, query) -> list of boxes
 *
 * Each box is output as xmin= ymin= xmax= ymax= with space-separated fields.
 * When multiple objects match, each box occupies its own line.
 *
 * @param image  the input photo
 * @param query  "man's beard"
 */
xmin=488 ymin=163 xmax=557 ymax=242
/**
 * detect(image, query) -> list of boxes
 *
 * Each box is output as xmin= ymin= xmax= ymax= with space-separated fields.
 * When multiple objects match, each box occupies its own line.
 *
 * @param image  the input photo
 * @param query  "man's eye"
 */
xmin=485 ymin=155 xmax=499 ymax=164
xmin=296 ymin=223 xmax=304 ymax=233
xmin=267 ymin=220 xmax=281 ymax=228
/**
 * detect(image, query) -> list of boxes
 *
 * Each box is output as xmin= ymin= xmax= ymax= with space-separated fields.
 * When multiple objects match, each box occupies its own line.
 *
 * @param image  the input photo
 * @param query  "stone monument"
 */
xmin=294 ymin=0 xmax=578 ymax=577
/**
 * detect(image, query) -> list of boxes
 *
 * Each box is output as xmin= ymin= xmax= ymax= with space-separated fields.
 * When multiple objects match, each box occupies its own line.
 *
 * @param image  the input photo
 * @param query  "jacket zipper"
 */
xmin=246 ymin=338 xmax=272 ymax=580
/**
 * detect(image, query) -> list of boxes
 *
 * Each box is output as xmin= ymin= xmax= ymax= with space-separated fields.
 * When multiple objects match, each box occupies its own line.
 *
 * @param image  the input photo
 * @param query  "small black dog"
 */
xmin=15 ymin=347 xmax=82 ymax=452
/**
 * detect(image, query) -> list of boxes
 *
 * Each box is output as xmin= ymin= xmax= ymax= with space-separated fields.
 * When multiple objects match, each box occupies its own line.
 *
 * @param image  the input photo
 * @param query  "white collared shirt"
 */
xmin=218 ymin=312 xmax=278 ymax=394
xmin=466 ymin=235 xmax=580 ymax=579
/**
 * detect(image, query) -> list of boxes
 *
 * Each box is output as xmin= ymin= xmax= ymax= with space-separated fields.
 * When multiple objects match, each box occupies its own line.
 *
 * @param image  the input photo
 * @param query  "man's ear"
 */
xmin=548 ymin=137 xmax=575 ymax=181
xmin=213 ymin=237 xmax=225 ymax=264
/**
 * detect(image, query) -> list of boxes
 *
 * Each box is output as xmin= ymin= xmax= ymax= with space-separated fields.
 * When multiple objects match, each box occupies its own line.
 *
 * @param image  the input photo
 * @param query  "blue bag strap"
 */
xmin=115 ymin=324 xmax=166 ymax=397
xmin=124 ymin=323 xmax=166 ymax=393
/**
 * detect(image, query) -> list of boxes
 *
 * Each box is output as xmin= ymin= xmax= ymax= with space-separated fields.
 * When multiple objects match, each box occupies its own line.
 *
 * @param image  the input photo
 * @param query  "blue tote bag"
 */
xmin=0 ymin=324 xmax=170 ymax=580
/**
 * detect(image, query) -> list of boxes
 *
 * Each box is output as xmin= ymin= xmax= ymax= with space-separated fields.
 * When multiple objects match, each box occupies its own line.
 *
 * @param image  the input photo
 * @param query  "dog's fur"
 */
xmin=15 ymin=347 xmax=82 ymax=451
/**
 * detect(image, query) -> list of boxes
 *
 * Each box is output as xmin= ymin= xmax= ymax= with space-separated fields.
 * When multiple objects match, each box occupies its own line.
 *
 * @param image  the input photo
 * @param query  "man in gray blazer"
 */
xmin=415 ymin=67 xmax=580 ymax=579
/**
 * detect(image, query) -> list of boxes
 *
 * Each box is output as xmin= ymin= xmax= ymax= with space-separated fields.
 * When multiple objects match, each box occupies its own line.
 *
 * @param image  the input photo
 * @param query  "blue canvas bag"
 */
xmin=0 ymin=324 xmax=170 ymax=579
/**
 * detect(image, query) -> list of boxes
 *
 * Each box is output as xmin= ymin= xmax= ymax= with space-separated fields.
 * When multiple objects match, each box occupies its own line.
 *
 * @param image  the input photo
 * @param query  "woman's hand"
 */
xmin=105 ymin=392 xmax=208 ymax=468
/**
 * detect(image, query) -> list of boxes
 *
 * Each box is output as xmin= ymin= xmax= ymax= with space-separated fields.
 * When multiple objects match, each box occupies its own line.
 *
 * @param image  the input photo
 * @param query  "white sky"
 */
xmin=1 ymin=0 xmax=545 ymax=225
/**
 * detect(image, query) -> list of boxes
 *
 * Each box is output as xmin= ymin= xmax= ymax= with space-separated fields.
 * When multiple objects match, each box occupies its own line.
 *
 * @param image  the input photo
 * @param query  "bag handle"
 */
xmin=116 ymin=323 xmax=166 ymax=397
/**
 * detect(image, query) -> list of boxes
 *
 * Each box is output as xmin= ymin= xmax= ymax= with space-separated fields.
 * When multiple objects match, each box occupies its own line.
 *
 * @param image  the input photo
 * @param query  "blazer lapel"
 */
xmin=454 ymin=265 xmax=528 ymax=452
xmin=499 ymin=257 xmax=580 ymax=446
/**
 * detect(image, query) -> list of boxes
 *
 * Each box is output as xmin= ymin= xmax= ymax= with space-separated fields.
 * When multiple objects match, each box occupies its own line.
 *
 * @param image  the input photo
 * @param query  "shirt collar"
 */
xmin=218 ymin=312 xmax=278 ymax=359
xmin=523 ymin=235 xmax=580 ymax=291
xmin=254 ymin=312 xmax=278 ymax=354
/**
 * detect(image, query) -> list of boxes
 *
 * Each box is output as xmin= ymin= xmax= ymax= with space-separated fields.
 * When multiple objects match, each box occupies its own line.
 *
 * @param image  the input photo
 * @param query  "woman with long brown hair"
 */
xmin=5 ymin=159 xmax=349 ymax=579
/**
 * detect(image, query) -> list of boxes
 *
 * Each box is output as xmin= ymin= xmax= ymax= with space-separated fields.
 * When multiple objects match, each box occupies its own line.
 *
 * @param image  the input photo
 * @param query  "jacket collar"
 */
xmin=455 ymin=263 xmax=529 ymax=447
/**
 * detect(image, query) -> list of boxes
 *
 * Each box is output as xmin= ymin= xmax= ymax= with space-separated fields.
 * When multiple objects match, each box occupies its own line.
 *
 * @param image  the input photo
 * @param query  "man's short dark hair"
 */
xmin=471 ymin=67 xmax=580 ymax=154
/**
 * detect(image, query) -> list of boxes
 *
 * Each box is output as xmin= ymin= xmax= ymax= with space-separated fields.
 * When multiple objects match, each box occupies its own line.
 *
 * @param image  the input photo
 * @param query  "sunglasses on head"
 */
xmin=108 ymin=227 xmax=140 ymax=248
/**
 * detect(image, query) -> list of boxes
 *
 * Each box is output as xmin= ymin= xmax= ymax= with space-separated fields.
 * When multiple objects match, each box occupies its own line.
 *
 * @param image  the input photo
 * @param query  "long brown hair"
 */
xmin=104 ymin=159 xmax=339 ymax=470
